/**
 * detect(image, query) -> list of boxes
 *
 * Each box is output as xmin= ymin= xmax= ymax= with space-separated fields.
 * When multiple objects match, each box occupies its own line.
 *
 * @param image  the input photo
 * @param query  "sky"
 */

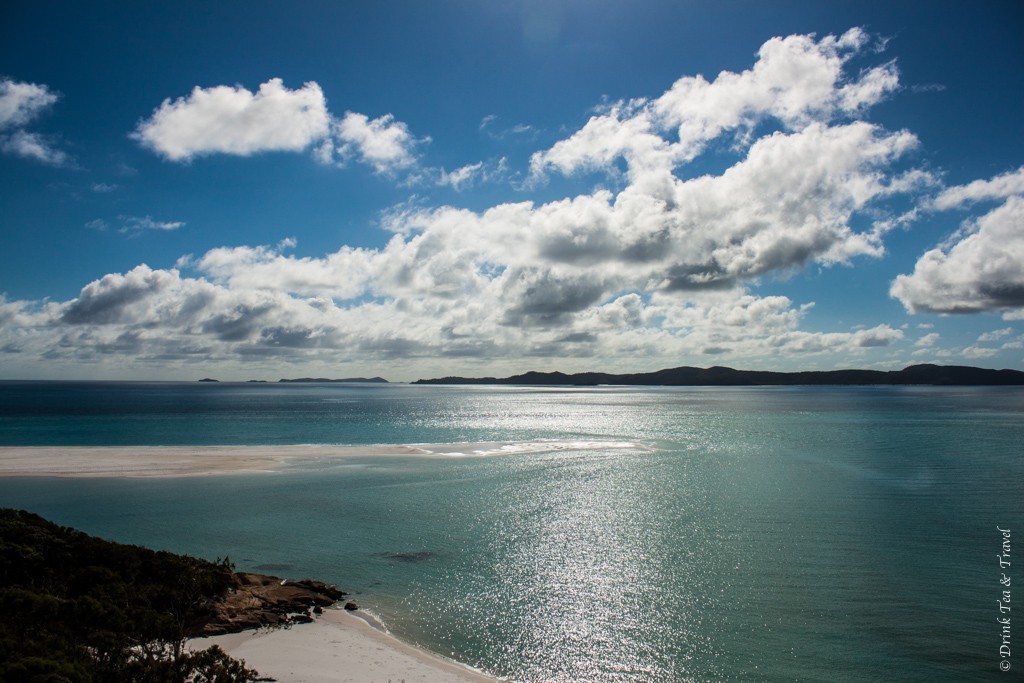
xmin=1 ymin=1 xmax=1023 ymax=382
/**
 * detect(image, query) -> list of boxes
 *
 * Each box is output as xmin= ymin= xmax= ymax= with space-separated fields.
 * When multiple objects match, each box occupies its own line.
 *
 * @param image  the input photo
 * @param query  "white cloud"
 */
xmin=437 ymin=162 xmax=484 ymax=190
xmin=129 ymin=81 xmax=518 ymax=188
xmin=530 ymin=28 xmax=900 ymax=188
xmin=656 ymin=28 xmax=895 ymax=142
xmin=1 ymin=130 xmax=69 ymax=165
xmin=978 ymin=327 xmax=1013 ymax=342
xmin=86 ymin=215 xmax=185 ymax=235
xmin=0 ymin=29 xmax=965 ymax=377
xmin=931 ymin=166 xmax=1024 ymax=210
xmin=915 ymin=332 xmax=939 ymax=347
xmin=480 ymin=114 xmax=537 ymax=140
xmin=119 ymin=215 xmax=186 ymax=235
xmin=131 ymin=78 xmax=446 ymax=184
xmin=323 ymin=111 xmax=424 ymax=175
xmin=891 ymin=195 xmax=1024 ymax=317
xmin=191 ymin=240 xmax=373 ymax=300
xmin=433 ymin=158 xmax=508 ymax=190
xmin=0 ymin=78 xmax=69 ymax=165
xmin=962 ymin=346 xmax=998 ymax=360
xmin=133 ymin=78 xmax=331 ymax=161
xmin=0 ymin=78 xmax=57 ymax=130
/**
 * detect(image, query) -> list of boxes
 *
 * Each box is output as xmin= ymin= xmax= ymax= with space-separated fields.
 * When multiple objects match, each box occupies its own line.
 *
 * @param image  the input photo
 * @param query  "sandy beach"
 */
xmin=189 ymin=608 xmax=500 ymax=683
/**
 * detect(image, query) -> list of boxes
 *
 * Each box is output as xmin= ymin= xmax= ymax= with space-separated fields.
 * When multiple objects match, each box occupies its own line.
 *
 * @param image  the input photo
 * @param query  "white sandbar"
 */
xmin=0 ymin=444 xmax=429 ymax=478
xmin=188 ymin=608 xmax=501 ymax=682
xmin=0 ymin=440 xmax=647 ymax=478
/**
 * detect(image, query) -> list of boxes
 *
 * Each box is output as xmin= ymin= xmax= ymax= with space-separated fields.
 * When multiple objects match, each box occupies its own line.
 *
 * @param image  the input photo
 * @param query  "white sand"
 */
xmin=0 ymin=440 xmax=646 ymax=478
xmin=189 ymin=608 xmax=501 ymax=683
xmin=0 ymin=444 xmax=428 ymax=478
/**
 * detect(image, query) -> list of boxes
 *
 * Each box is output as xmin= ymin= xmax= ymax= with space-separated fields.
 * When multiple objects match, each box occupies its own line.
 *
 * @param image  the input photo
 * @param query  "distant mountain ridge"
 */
xmin=414 ymin=364 xmax=1024 ymax=386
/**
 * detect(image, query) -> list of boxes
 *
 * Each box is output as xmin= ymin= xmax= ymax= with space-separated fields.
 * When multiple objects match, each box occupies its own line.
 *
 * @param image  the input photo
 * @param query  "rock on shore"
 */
xmin=194 ymin=571 xmax=348 ymax=636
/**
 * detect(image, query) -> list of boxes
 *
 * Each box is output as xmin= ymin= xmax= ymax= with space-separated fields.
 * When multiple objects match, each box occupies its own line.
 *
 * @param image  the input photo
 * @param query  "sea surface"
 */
xmin=0 ymin=380 xmax=1021 ymax=682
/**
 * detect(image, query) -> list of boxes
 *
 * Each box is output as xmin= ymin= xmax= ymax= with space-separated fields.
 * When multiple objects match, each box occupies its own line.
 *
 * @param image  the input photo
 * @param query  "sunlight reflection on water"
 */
xmin=2 ymin=384 xmax=1022 ymax=681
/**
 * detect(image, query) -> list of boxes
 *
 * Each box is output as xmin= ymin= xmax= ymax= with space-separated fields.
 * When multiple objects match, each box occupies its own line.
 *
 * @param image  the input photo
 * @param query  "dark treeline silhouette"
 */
xmin=415 ymin=363 xmax=1024 ymax=386
xmin=0 ymin=509 xmax=258 ymax=682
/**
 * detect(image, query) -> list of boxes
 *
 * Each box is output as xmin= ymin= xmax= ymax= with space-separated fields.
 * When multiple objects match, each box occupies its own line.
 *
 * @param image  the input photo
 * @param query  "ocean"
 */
xmin=0 ymin=380 xmax=1021 ymax=682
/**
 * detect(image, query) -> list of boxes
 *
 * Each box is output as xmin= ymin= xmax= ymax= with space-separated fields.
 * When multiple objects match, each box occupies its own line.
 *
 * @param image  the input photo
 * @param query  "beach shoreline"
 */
xmin=188 ymin=606 xmax=501 ymax=682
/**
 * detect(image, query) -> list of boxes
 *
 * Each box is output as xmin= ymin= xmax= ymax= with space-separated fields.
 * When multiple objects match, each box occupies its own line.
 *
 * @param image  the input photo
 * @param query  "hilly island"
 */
xmin=415 ymin=364 xmax=1024 ymax=386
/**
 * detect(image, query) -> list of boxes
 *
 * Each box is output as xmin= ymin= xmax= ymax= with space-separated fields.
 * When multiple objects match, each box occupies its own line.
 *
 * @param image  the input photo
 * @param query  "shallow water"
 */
xmin=0 ymin=382 xmax=1020 ymax=681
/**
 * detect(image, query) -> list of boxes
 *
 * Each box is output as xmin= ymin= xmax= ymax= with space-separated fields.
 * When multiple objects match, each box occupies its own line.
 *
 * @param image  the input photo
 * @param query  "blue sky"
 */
xmin=1 ymin=1 xmax=1023 ymax=381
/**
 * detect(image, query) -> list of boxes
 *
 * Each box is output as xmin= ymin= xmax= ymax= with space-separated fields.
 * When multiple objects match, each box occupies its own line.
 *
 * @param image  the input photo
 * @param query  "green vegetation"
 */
xmin=0 ymin=508 xmax=260 ymax=682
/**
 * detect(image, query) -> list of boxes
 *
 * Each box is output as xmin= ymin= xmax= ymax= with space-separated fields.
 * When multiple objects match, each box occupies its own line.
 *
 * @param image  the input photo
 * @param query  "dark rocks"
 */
xmin=343 ymin=601 xmax=359 ymax=611
xmin=374 ymin=550 xmax=434 ymax=563
xmin=194 ymin=572 xmax=348 ymax=636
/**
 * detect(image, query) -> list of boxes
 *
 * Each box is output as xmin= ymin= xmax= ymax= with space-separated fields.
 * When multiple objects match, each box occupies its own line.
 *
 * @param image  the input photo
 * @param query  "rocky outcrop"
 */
xmin=193 ymin=572 xmax=348 ymax=636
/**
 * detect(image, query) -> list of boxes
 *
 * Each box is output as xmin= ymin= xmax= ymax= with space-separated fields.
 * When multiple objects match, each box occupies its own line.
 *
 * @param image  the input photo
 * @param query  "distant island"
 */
xmin=277 ymin=377 xmax=389 ymax=383
xmin=414 ymin=364 xmax=1024 ymax=386
xmin=198 ymin=377 xmax=389 ymax=383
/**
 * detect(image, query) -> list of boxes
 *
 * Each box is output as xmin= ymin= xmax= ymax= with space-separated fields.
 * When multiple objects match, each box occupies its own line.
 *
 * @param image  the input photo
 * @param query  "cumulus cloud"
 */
xmin=978 ymin=327 xmax=1013 ymax=342
xmin=962 ymin=345 xmax=998 ymax=360
xmin=0 ymin=29 xmax=961 ymax=376
xmin=530 ymin=28 xmax=899 ymax=186
xmin=133 ymin=78 xmax=331 ymax=161
xmin=0 ymin=78 xmax=69 ymax=165
xmin=891 ymin=195 xmax=1024 ymax=318
xmin=322 ymin=112 xmax=425 ymax=174
xmin=0 ymin=78 xmax=57 ymax=129
xmin=133 ymin=78 xmax=451 ymax=182
xmin=894 ymin=167 xmax=1024 ymax=319
xmin=931 ymin=167 xmax=1024 ymax=210
xmin=7 ymin=254 xmax=903 ymax=375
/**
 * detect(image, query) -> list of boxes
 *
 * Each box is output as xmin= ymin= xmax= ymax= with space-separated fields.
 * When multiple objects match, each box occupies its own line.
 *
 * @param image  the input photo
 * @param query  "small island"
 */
xmin=277 ymin=377 xmax=389 ymax=383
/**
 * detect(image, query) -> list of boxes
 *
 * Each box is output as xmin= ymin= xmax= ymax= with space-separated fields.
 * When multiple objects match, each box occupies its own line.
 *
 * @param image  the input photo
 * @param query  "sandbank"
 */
xmin=0 ymin=440 xmax=646 ymax=478
xmin=0 ymin=444 xmax=423 ymax=478
xmin=188 ymin=607 xmax=501 ymax=682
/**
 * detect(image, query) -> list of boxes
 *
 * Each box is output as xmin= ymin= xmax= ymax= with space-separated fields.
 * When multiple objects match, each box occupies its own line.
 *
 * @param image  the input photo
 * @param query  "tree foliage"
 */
xmin=0 ymin=509 xmax=260 ymax=682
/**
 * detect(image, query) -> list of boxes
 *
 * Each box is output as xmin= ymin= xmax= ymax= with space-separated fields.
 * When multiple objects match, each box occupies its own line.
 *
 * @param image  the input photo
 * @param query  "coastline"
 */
xmin=189 ymin=607 xmax=501 ymax=682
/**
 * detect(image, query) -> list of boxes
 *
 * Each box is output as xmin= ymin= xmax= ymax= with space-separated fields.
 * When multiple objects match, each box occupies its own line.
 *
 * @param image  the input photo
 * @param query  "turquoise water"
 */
xmin=0 ymin=382 xmax=1021 ymax=681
